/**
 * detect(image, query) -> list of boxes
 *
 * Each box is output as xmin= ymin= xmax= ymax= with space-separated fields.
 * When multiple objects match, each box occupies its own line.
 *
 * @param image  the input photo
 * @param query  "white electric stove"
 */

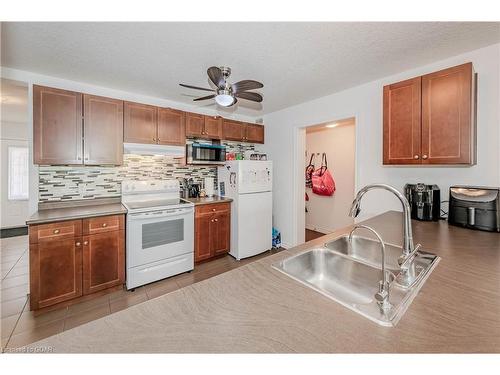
xmin=122 ymin=179 xmax=194 ymax=290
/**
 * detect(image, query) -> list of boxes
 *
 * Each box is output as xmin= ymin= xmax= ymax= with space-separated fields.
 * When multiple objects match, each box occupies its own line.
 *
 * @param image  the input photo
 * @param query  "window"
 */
xmin=8 ymin=146 xmax=29 ymax=200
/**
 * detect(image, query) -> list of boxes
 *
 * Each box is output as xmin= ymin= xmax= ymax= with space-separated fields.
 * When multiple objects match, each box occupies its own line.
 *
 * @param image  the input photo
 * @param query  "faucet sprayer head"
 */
xmin=349 ymin=200 xmax=361 ymax=218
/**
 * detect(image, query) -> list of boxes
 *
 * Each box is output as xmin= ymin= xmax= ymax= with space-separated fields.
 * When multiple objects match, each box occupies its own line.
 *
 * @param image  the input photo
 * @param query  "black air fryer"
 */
xmin=448 ymin=186 xmax=500 ymax=232
xmin=404 ymin=183 xmax=441 ymax=221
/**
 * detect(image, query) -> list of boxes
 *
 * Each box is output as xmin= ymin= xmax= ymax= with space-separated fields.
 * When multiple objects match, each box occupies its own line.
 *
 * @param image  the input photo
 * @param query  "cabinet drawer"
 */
xmin=195 ymin=203 xmax=231 ymax=216
xmin=30 ymin=220 xmax=82 ymax=243
xmin=83 ymin=215 xmax=124 ymax=235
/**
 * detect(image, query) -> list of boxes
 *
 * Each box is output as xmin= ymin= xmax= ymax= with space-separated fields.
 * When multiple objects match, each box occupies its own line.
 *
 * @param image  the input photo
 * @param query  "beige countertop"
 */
xmin=185 ymin=196 xmax=233 ymax=206
xmin=30 ymin=211 xmax=500 ymax=352
xmin=26 ymin=201 xmax=127 ymax=225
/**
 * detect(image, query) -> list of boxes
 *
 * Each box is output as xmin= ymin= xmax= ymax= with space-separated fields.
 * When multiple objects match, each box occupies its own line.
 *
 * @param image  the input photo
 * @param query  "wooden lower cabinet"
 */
xmin=194 ymin=214 xmax=213 ymax=262
xmin=30 ymin=238 xmax=83 ymax=309
xmin=29 ymin=214 xmax=125 ymax=310
xmin=194 ymin=203 xmax=231 ymax=263
xmin=83 ymin=230 xmax=125 ymax=295
xmin=211 ymin=211 xmax=230 ymax=256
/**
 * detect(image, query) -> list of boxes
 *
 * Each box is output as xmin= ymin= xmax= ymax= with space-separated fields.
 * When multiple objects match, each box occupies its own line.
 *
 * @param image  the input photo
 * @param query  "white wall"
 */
xmin=0 ymin=67 xmax=260 ymax=216
xmin=263 ymin=43 xmax=500 ymax=248
xmin=305 ymin=123 xmax=355 ymax=233
xmin=0 ymin=79 xmax=29 ymax=228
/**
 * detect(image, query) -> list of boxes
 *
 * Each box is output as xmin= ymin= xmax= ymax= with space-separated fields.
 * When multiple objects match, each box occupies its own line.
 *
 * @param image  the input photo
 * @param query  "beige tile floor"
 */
xmin=0 ymin=234 xmax=283 ymax=351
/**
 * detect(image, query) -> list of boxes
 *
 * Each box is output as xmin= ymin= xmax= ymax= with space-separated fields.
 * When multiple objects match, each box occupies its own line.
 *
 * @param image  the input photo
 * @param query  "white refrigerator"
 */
xmin=218 ymin=160 xmax=273 ymax=260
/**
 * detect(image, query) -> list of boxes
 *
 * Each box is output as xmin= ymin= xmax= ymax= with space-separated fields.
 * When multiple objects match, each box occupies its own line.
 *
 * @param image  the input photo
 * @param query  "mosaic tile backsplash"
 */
xmin=38 ymin=141 xmax=258 ymax=202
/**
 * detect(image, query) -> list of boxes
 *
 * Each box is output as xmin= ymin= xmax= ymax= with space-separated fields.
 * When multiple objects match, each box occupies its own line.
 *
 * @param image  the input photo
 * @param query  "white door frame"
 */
xmin=292 ymin=115 xmax=359 ymax=246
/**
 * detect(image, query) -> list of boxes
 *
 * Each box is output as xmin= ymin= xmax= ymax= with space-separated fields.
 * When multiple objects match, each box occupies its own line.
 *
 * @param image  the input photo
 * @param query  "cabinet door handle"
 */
xmin=414 ymin=155 xmax=419 ymax=160
xmin=422 ymin=155 xmax=428 ymax=160
xmin=102 ymin=223 xmax=107 ymax=227
xmin=214 ymin=218 xmax=218 ymax=222
xmin=212 ymin=208 xmax=216 ymax=212
xmin=157 ymin=138 xmax=160 ymax=142
xmin=53 ymin=229 xmax=60 ymax=234
xmin=75 ymin=242 xmax=81 ymax=247
xmin=83 ymin=241 xmax=89 ymax=245
xmin=77 ymin=157 xmax=82 ymax=160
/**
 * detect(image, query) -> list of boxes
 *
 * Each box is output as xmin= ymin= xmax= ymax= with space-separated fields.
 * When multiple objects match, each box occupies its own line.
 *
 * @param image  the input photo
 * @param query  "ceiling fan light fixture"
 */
xmin=214 ymin=89 xmax=235 ymax=107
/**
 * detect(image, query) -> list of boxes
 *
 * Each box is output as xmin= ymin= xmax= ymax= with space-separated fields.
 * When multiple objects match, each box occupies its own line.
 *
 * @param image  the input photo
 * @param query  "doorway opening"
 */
xmin=303 ymin=117 xmax=356 ymax=242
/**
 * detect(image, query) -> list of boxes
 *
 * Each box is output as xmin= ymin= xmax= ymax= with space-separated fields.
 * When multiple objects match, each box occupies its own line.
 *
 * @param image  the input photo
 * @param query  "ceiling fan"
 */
xmin=179 ymin=66 xmax=263 ymax=107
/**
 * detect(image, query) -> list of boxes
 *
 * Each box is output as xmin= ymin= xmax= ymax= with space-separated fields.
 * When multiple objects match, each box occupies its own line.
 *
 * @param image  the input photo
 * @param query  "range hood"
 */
xmin=123 ymin=143 xmax=185 ymax=157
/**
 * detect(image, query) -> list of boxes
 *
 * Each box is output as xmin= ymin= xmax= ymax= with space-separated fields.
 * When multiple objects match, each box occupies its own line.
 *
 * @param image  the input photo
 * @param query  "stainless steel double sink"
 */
xmin=272 ymin=235 xmax=440 ymax=327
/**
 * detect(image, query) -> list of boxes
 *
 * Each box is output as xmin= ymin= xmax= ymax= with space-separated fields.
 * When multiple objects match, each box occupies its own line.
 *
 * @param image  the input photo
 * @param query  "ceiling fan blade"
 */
xmin=193 ymin=94 xmax=216 ymax=101
xmin=234 ymin=91 xmax=263 ymax=103
xmin=207 ymin=66 xmax=224 ymax=88
xmin=232 ymin=80 xmax=263 ymax=93
xmin=179 ymin=83 xmax=214 ymax=92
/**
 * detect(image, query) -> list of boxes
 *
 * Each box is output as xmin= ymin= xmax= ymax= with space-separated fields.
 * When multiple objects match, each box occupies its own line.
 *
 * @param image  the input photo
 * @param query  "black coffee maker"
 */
xmin=404 ymin=183 xmax=441 ymax=221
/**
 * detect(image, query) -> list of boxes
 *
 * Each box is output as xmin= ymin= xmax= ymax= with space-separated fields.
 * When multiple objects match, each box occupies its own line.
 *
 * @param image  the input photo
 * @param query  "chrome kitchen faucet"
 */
xmin=349 ymin=184 xmax=421 ymax=288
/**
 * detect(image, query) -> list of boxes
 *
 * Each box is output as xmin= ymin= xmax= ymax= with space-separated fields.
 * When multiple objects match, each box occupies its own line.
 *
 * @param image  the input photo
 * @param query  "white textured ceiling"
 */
xmin=1 ymin=22 xmax=499 ymax=117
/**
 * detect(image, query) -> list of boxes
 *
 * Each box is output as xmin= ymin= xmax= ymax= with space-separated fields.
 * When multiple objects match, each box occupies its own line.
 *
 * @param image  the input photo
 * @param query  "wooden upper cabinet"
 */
xmin=383 ymin=62 xmax=476 ymax=166
xmin=222 ymin=119 xmax=246 ymax=141
xmin=157 ymin=108 xmax=186 ymax=146
xmin=245 ymin=123 xmax=265 ymax=144
xmin=204 ymin=116 xmax=223 ymax=139
xmin=421 ymin=63 xmax=476 ymax=165
xmin=185 ymin=112 xmax=205 ymax=137
xmin=383 ymin=77 xmax=422 ymax=165
xmin=83 ymin=95 xmax=123 ymax=165
xmin=33 ymin=85 xmax=83 ymax=165
xmin=124 ymin=101 xmax=158 ymax=144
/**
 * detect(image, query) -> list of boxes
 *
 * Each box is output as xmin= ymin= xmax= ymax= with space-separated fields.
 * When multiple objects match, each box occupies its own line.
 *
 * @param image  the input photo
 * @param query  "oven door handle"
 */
xmin=128 ymin=209 xmax=193 ymax=220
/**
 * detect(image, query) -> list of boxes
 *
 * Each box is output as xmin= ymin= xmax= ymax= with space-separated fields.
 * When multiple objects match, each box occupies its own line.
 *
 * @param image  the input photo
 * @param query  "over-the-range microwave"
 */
xmin=186 ymin=143 xmax=226 ymax=165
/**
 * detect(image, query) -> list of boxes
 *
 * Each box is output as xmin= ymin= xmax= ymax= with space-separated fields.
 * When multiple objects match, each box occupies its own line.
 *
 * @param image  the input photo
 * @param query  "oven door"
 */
xmin=126 ymin=207 xmax=194 ymax=268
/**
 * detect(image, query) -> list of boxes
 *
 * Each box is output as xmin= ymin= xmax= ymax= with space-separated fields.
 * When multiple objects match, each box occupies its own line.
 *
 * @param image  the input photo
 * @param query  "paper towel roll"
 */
xmin=204 ymin=177 xmax=215 ymax=197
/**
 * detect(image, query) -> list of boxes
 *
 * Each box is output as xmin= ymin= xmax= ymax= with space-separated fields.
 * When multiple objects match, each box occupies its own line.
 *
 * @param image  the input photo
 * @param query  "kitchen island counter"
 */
xmin=28 ymin=211 xmax=500 ymax=352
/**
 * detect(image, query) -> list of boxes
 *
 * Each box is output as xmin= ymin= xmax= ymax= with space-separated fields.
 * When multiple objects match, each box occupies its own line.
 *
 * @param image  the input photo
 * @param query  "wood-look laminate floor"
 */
xmin=0 ymin=235 xmax=284 ymax=350
xmin=305 ymin=229 xmax=326 ymax=242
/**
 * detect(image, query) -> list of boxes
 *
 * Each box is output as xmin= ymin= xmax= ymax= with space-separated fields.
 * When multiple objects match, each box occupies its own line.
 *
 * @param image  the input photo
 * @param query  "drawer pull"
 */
xmin=76 ymin=242 xmax=81 ymax=247
xmin=83 ymin=241 xmax=88 ymax=245
xmin=102 ymin=223 xmax=107 ymax=227
xmin=53 ymin=229 xmax=60 ymax=234
xmin=212 ymin=208 xmax=216 ymax=212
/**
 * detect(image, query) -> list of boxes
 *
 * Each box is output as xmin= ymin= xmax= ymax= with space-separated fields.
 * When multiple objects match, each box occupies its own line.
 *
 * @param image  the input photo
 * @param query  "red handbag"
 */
xmin=311 ymin=153 xmax=336 ymax=196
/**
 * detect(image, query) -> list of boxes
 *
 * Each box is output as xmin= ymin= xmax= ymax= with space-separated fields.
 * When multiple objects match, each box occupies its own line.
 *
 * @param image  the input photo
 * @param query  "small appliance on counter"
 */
xmin=404 ymin=183 xmax=441 ymax=221
xmin=448 ymin=186 xmax=500 ymax=232
xmin=186 ymin=142 xmax=226 ymax=165
xmin=204 ymin=177 xmax=215 ymax=197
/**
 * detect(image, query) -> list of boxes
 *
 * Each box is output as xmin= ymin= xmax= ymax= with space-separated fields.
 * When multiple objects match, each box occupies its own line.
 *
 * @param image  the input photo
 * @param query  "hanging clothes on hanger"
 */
xmin=305 ymin=153 xmax=315 ymax=188
xmin=311 ymin=153 xmax=336 ymax=196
